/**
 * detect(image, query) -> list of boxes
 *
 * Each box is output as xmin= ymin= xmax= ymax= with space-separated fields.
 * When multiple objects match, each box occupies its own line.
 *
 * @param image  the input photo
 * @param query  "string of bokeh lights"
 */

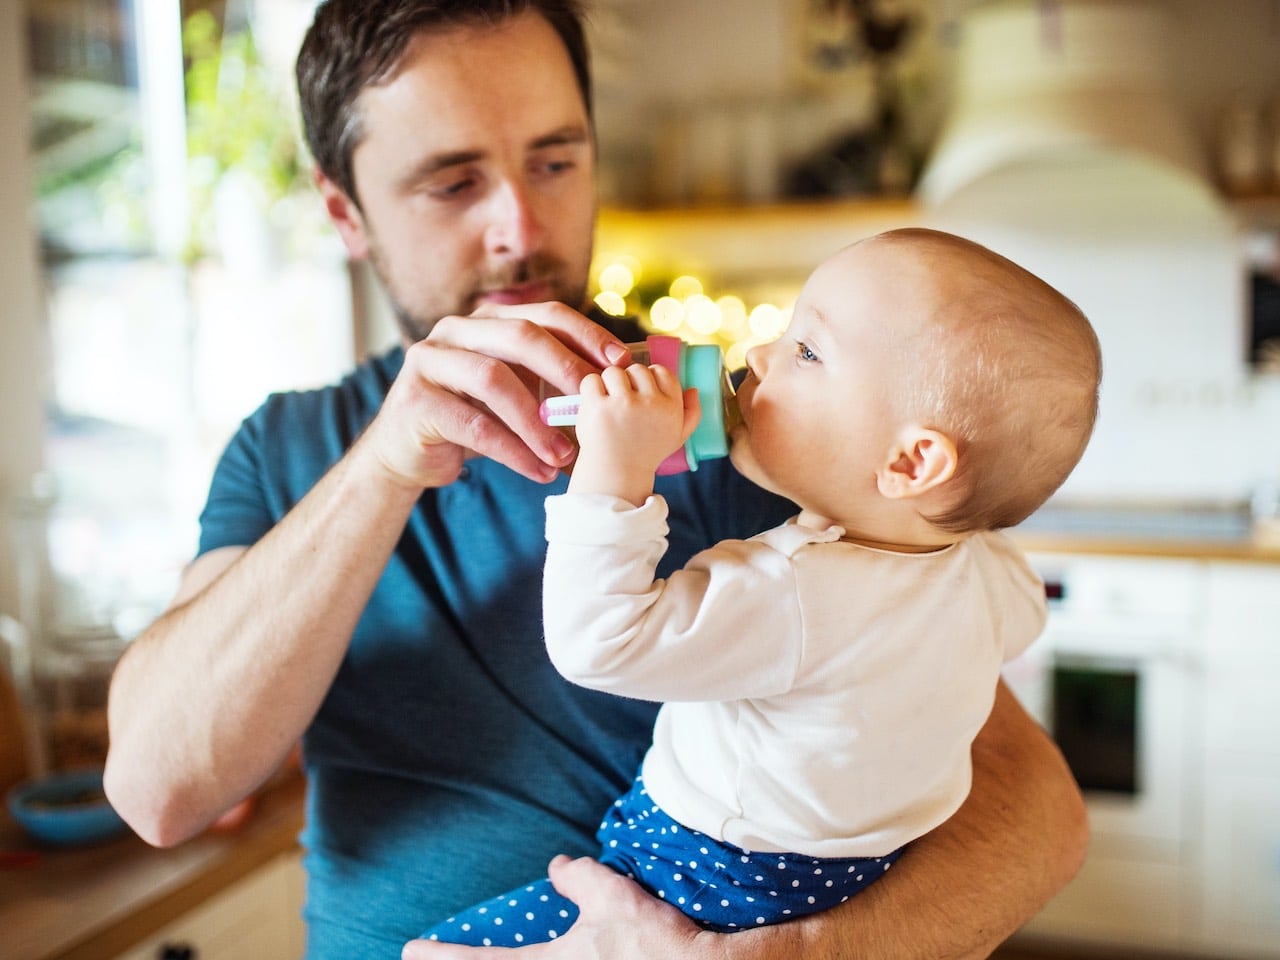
xmin=591 ymin=255 xmax=793 ymax=371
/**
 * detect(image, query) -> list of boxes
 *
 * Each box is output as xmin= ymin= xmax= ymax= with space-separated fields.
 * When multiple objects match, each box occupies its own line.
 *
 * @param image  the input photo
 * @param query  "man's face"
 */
xmin=326 ymin=11 xmax=597 ymax=342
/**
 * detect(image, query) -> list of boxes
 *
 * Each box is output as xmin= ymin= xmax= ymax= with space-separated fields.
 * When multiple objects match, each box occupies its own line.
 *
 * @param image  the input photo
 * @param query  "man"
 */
xmin=105 ymin=2 xmax=1086 ymax=958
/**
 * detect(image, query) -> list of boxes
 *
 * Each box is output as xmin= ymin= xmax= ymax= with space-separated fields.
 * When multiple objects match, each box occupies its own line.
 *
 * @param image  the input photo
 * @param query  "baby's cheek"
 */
xmin=728 ymin=436 xmax=768 ymax=488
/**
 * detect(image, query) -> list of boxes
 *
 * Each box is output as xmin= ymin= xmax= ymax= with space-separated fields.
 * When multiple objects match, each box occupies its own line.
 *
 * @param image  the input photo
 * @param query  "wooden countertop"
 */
xmin=1008 ymin=529 xmax=1280 ymax=563
xmin=1004 ymin=500 xmax=1280 ymax=563
xmin=0 ymin=771 xmax=305 ymax=960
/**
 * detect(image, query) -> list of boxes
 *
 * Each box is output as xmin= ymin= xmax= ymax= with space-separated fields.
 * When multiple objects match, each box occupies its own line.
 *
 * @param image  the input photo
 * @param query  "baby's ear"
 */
xmin=876 ymin=427 xmax=958 ymax=500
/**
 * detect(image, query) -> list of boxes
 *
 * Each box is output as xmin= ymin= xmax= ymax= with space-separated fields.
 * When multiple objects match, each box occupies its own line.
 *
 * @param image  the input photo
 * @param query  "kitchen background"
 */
xmin=2 ymin=0 xmax=1279 ymax=651
xmin=1 ymin=1 xmax=1279 ymax=959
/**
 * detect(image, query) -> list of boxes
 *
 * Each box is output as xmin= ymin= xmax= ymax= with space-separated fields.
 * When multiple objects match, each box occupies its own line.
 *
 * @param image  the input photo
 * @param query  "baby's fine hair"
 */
xmin=874 ymin=229 xmax=1102 ymax=533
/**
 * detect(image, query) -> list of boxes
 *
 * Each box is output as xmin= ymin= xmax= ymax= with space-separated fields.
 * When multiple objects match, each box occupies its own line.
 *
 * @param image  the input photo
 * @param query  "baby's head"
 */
xmin=731 ymin=228 xmax=1101 ymax=542
xmin=880 ymin=229 xmax=1101 ymax=532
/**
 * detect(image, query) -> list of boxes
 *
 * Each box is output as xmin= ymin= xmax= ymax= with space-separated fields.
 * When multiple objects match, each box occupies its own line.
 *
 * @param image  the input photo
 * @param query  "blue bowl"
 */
xmin=7 ymin=767 xmax=129 ymax=847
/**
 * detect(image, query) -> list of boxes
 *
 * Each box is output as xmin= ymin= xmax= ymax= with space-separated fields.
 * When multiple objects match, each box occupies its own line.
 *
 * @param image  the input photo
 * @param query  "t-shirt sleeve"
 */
xmin=196 ymin=409 xmax=276 ymax=556
xmin=192 ymin=353 xmax=390 ymax=559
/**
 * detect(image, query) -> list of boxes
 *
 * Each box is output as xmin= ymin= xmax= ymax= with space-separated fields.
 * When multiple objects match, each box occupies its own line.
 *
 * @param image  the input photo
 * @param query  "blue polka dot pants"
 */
xmin=422 ymin=776 xmax=904 ymax=947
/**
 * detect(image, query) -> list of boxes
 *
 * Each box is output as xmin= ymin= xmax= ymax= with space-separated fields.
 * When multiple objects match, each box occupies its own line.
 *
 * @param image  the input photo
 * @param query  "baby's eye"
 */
xmin=793 ymin=340 xmax=819 ymax=363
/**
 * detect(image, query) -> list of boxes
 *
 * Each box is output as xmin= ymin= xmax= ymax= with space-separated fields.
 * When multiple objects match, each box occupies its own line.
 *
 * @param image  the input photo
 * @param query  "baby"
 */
xmin=423 ymin=227 xmax=1102 ymax=946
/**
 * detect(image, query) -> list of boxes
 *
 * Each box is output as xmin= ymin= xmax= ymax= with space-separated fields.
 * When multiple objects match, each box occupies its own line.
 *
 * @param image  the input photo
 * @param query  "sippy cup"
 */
xmin=539 ymin=335 xmax=741 ymax=475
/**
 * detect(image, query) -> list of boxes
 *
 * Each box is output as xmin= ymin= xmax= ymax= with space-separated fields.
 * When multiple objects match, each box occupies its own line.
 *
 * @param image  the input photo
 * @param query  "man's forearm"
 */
xmin=105 ymin=441 xmax=421 ymax=846
xmin=723 ymin=681 xmax=1087 ymax=960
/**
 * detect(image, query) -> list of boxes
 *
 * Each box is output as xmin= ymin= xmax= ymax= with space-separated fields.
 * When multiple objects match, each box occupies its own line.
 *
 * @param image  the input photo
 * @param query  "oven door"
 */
xmin=1009 ymin=626 xmax=1194 ymax=861
xmin=1002 ymin=554 xmax=1206 ymax=951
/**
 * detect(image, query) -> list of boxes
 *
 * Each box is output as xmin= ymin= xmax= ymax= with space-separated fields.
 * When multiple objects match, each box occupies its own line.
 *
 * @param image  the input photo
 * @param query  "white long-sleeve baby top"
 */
xmin=542 ymin=493 xmax=1047 ymax=859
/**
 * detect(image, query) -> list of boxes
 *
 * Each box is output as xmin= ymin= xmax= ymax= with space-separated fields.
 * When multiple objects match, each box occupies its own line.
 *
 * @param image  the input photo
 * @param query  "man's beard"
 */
xmin=366 ymin=243 xmax=588 ymax=345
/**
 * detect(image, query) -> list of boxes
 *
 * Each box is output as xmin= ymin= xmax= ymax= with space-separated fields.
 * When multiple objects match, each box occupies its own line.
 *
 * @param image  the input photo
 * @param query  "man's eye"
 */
xmin=533 ymin=156 xmax=577 ymax=179
xmin=431 ymin=176 xmax=476 ymax=199
xmin=794 ymin=341 xmax=819 ymax=363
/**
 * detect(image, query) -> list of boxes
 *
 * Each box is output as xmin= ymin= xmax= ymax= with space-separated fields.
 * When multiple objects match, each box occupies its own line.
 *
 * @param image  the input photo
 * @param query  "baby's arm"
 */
xmin=542 ymin=497 xmax=802 ymax=702
xmin=546 ymin=363 xmax=799 ymax=701
xmin=567 ymin=364 xmax=700 ymax=505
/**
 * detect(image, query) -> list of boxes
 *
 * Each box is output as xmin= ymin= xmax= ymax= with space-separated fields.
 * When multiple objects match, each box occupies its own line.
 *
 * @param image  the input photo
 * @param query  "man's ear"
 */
xmin=315 ymin=169 xmax=370 ymax=260
xmin=876 ymin=427 xmax=958 ymax=500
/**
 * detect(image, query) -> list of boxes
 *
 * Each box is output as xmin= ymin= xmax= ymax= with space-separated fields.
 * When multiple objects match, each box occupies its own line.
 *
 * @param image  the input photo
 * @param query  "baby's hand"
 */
xmin=568 ymin=364 xmax=701 ymax=504
xmin=578 ymin=364 xmax=692 ymax=461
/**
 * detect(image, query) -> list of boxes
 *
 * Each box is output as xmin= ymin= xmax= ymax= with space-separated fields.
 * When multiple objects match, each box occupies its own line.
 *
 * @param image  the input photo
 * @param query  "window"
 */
xmin=20 ymin=0 xmax=353 ymax=641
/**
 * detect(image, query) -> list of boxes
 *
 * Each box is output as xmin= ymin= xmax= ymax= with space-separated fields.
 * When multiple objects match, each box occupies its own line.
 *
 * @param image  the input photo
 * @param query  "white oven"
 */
xmin=1002 ymin=553 xmax=1208 ymax=954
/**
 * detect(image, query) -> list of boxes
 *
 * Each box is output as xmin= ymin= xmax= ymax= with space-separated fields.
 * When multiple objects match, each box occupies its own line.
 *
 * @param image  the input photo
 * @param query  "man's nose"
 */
xmin=484 ymin=181 xmax=545 ymax=258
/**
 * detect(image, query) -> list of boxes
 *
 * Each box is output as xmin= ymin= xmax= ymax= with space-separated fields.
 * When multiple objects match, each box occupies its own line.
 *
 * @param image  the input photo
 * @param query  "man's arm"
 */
xmin=104 ymin=444 xmax=424 ymax=847
xmin=405 ymin=680 xmax=1087 ymax=960
xmin=777 ymin=681 xmax=1088 ymax=959
xmin=105 ymin=304 xmax=630 ymax=847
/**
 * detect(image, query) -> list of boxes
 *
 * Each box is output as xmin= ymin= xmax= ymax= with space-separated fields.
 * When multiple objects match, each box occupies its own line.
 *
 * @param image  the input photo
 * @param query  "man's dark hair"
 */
xmin=296 ymin=0 xmax=592 ymax=205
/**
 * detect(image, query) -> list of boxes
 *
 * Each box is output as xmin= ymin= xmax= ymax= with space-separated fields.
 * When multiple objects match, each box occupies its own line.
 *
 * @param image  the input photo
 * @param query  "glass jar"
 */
xmin=32 ymin=624 xmax=126 ymax=771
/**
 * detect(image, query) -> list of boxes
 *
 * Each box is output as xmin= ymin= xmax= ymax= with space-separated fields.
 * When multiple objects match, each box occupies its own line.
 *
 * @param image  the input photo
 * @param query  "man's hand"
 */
xmin=365 ymin=302 xmax=632 ymax=489
xmin=401 ymin=856 xmax=723 ymax=959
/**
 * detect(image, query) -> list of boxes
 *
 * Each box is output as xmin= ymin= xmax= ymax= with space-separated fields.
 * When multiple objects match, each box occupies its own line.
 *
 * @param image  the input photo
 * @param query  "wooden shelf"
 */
xmin=1230 ymin=193 xmax=1280 ymax=230
xmin=595 ymin=196 xmax=919 ymax=285
xmin=595 ymin=192 xmax=1276 ymax=288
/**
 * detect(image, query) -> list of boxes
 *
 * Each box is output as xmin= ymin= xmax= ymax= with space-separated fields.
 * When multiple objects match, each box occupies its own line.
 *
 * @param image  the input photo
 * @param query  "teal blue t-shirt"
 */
xmin=197 ymin=340 xmax=795 ymax=958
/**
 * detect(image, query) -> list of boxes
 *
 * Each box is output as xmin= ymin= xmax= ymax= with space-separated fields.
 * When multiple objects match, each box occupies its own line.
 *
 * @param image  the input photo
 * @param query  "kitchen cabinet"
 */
xmin=113 ymin=851 xmax=304 ymax=960
xmin=1201 ymin=561 xmax=1280 ymax=956
xmin=1005 ymin=552 xmax=1208 ymax=955
xmin=1029 ymin=855 xmax=1188 ymax=947
xmin=1202 ymin=768 xmax=1280 ymax=957
xmin=1234 ymin=195 xmax=1280 ymax=231
xmin=1001 ymin=536 xmax=1280 ymax=960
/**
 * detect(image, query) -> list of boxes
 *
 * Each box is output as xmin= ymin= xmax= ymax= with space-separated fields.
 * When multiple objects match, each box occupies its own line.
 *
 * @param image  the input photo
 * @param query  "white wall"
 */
xmin=925 ymin=155 xmax=1280 ymax=504
xmin=592 ymin=0 xmax=1280 ymax=505
xmin=0 ymin=5 xmax=48 ymax=618
xmin=914 ymin=1 xmax=1280 ymax=504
